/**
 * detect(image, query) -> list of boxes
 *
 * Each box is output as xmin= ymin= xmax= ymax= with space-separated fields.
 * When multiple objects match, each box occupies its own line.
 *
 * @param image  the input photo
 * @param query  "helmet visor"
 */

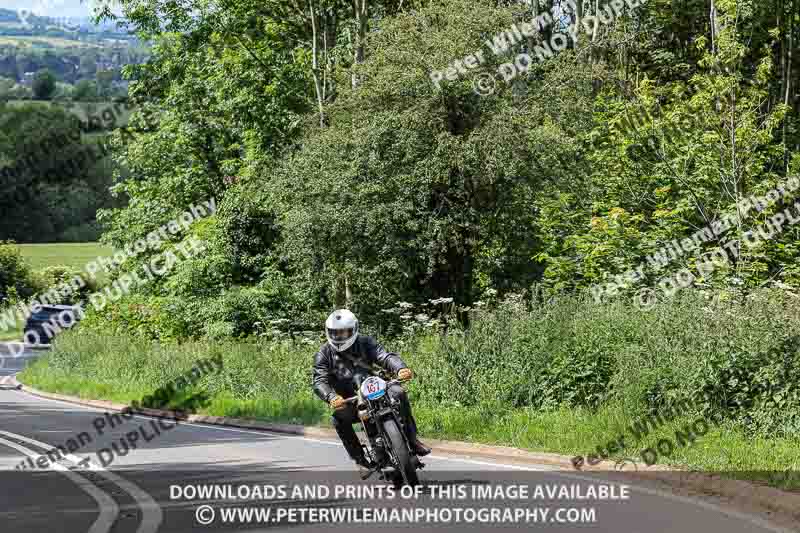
xmin=327 ymin=327 xmax=354 ymax=342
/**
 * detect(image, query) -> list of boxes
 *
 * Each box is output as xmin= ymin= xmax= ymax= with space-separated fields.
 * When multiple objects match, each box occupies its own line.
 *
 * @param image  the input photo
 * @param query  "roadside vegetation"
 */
xmin=0 ymin=242 xmax=110 ymax=340
xmin=21 ymin=291 xmax=800 ymax=490
xmin=4 ymin=0 xmax=800 ymax=495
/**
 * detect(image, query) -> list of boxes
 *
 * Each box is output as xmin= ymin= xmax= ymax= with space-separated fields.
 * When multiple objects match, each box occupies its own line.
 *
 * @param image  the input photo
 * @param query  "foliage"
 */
xmin=32 ymin=69 xmax=56 ymax=100
xmin=0 ymin=241 xmax=36 ymax=305
xmin=24 ymin=288 xmax=800 ymax=464
xmin=30 ymin=264 xmax=99 ymax=304
xmin=58 ymin=0 xmax=800 ymax=350
xmin=520 ymin=0 xmax=800 ymax=302
xmin=0 ymin=103 xmax=120 ymax=242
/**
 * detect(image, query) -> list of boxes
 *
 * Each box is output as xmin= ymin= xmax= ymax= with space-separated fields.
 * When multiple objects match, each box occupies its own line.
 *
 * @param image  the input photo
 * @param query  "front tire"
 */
xmin=383 ymin=418 xmax=419 ymax=486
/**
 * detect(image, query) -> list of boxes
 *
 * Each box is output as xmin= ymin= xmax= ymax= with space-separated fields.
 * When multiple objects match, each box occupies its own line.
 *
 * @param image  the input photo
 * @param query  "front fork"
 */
xmin=358 ymin=402 xmax=408 ymax=467
xmin=358 ymin=404 xmax=386 ymax=466
xmin=359 ymin=402 xmax=424 ymax=482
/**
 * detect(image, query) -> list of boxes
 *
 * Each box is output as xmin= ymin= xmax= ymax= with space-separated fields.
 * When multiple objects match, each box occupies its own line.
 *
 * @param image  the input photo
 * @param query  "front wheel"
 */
xmin=382 ymin=418 xmax=419 ymax=487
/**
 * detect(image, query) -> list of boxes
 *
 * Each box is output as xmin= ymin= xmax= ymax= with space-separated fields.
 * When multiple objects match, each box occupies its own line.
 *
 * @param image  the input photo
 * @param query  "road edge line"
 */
xmin=0 ymin=434 xmax=120 ymax=533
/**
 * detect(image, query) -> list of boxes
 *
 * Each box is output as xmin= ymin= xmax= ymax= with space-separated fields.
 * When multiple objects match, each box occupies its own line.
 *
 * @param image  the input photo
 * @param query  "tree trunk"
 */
xmin=783 ymin=0 xmax=794 ymax=173
xmin=352 ymin=0 xmax=368 ymax=89
xmin=528 ymin=0 xmax=539 ymax=50
xmin=309 ymin=0 xmax=327 ymax=127
xmin=710 ymin=0 xmax=719 ymax=56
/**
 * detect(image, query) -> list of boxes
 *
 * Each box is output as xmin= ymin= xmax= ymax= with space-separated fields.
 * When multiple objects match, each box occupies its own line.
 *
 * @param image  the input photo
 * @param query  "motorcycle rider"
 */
xmin=312 ymin=309 xmax=431 ymax=470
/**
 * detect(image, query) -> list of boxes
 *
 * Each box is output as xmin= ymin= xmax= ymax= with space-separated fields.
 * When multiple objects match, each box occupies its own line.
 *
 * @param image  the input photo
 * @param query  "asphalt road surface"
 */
xmin=0 ymin=345 xmax=792 ymax=533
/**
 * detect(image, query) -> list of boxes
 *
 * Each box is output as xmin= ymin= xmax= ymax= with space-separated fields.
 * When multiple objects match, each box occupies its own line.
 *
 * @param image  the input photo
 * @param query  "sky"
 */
xmin=0 ymin=0 xmax=108 ymax=18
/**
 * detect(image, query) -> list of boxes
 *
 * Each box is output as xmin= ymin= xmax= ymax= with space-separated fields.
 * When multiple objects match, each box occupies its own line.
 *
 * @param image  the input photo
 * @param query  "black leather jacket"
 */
xmin=312 ymin=335 xmax=407 ymax=403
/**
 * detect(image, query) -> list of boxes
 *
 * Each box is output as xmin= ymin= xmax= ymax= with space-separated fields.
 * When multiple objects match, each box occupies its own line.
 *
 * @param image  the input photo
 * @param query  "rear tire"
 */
xmin=383 ymin=418 xmax=419 ymax=486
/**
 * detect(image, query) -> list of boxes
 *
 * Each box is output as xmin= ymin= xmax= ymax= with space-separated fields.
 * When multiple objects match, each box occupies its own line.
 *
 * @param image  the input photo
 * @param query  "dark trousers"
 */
xmin=331 ymin=383 xmax=419 ymax=461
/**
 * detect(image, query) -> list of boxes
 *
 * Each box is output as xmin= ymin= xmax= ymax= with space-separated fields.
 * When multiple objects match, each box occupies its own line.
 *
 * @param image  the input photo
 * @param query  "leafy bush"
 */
xmin=59 ymin=288 xmax=800 ymax=439
xmin=80 ymin=272 xmax=317 ymax=342
xmin=78 ymin=294 xmax=197 ymax=342
xmin=409 ymin=290 xmax=800 ymax=439
xmin=31 ymin=265 xmax=99 ymax=304
xmin=0 ymin=242 xmax=36 ymax=305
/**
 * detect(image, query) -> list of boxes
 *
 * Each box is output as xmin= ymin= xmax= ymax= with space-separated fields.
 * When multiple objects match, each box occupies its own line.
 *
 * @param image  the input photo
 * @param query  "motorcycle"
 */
xmin=341 ymin=373 xmax=424 ymax=487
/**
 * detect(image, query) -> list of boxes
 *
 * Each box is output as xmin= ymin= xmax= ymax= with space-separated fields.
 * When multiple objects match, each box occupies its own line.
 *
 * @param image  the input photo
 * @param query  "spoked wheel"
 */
xmin=383 ymin=418 xmax=419 ymax=487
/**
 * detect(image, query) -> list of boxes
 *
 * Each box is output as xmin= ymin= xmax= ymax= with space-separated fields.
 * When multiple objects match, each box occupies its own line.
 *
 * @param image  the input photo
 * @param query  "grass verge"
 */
xmin=18 ymin=326 xmax=800 ymax=493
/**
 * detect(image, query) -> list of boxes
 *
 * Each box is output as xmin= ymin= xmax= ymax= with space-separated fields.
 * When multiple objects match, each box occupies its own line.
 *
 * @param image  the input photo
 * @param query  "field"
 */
xmin=17 ymin=242 xmax=113 ymax=271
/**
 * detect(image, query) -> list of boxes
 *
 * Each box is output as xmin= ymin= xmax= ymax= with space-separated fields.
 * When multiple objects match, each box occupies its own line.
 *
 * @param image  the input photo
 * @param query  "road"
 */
xmin=0 ymin=345 xmax=792 ymax=533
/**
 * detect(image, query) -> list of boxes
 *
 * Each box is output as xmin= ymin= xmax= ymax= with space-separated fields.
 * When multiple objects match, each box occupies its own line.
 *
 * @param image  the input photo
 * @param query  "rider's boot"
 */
xmin=411 ymin=438 xmax=431 ymax=457
xmin=355 ymin=454 xmax=375 ymax=479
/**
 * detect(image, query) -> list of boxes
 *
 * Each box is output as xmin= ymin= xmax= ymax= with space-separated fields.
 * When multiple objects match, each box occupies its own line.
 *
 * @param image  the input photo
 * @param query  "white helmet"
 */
xmin=325 ymin=309 xmax=359 ymax=352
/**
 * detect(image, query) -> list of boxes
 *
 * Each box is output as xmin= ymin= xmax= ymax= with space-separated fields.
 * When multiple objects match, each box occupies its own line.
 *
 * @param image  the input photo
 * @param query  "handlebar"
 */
xmin=342 ymin=379 xmax=403 ymax=404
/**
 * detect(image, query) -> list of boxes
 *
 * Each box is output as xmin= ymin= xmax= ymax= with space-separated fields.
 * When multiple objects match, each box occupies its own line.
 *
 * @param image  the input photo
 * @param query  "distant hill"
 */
xmin=0 ymin=6 xmax=146 ymax=88
xmin=0 ymin=0 xmax=94 ymax=19
xmin=0 ymin=8 xmax=20 ymax=23
xmin=0 ymin=7 xmax=133 ymax=38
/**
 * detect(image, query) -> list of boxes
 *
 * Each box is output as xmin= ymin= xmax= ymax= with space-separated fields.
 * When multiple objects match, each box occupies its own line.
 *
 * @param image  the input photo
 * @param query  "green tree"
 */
xmin=95 ymin=70 xmax=114 ymax=98
xmin=537 ymin=0 xmax=800 ymax=295
xmin=0 ymin=242 xmax=36 ymax=305
xmin=32 ymin=69 xmax=56 ymax=100
xmin=73 ymin=80 xmax=99 ymax=101
xmin=0 ymin=104 xmax=115 ymax=242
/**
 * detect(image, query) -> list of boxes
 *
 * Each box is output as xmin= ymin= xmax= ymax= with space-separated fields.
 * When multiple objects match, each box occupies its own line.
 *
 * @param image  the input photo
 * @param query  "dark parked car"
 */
xmin=23 ymin=304 xmax=81 ymax=345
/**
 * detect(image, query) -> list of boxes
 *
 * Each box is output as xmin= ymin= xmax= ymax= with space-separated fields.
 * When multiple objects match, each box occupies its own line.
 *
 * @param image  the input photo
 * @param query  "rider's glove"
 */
xmin=397 ymin=368 xmax=413 ymax=382
xmin=329 ymin=395 xmax=347 ymax=410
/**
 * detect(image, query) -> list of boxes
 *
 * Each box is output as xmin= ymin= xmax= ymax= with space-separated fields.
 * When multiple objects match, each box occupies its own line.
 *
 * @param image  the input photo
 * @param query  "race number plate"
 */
xmin=361 ymin=376 xmax=387 ymax=400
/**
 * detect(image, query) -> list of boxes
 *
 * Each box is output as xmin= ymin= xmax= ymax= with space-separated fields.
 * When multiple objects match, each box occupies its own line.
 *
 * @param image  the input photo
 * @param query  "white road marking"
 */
xmin=0 ymin=435 xmax=119 ymax=533
xmin=0 ymin=430 xmax=163 ymax=533
xmin=6 ymin=385 xmax=791 ymax=532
